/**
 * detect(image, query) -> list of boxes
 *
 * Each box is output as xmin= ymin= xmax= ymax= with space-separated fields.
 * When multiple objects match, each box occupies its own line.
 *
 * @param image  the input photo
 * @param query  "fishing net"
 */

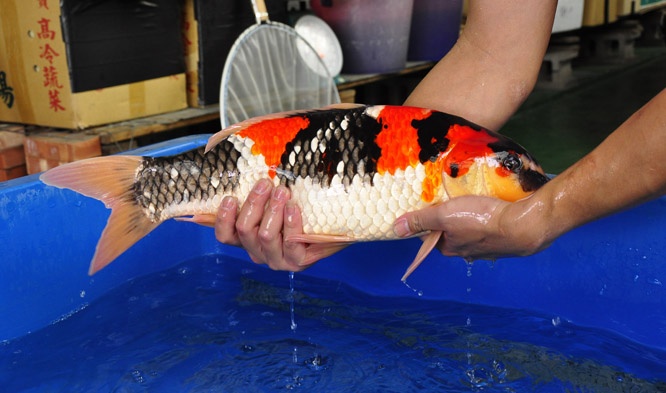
xmin=220 ymin=5 xmax=340 ymax=128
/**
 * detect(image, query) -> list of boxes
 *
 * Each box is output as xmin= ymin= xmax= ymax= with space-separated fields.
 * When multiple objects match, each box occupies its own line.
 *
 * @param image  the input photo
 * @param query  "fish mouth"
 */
xmin=519 ymin=169 xmax=550 ymax=192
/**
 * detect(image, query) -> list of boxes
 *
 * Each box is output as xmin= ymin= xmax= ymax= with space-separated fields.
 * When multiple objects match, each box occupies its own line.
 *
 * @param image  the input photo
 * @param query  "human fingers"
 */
xmin=393 ymin=204 xmax=446 ymax=238
xmin=283 ymin=201 xmax=308 ymax=269
xmin=236 ymin=179 xmax=274 ymax=263
xmin=214 ymin=196 xmax=240 ymax=246
xmin=256 ymin=185 xmax=293 ymax=269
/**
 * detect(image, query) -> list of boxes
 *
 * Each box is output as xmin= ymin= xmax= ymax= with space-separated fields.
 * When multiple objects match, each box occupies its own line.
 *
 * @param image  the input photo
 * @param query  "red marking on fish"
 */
xmin=374 ymin=106 xmax=431 ymax=175
xmin=237 ymin=116 xmax=310 ymax=178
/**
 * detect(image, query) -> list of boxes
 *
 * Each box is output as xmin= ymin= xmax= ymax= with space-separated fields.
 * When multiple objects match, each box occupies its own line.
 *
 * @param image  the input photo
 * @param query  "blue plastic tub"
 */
xmin=2 ymin=135 xmax=665 ymax=353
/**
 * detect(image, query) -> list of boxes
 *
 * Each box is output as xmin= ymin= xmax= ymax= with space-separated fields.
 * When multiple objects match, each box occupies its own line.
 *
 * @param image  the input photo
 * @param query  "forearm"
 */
xmin=526 ymin=88 xmax=666 ymax=244
xmin=405 ymin=0 xmax=557 ymax=130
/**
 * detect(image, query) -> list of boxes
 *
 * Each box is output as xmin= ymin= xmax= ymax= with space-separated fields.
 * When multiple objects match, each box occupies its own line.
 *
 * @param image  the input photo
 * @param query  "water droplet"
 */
xmin=228 ymin=310 xmax=239 ymax=326
xmin=466 ymin=317 xmax=472 ymax=327
xmin=131 ymin=369 xmax=145 ymax=384
xmin=402 ymin=280 xmax=424 ymax=296
xmin=288 ymin=272 xmax=298 ymax=332
xmin=79 ymin=290 xmax=86 ymax=298
xmin=178 ymin=266 xmax=190 ymax=275
xmin=492 ymin=360 xmax=507 ymax=381
xmin=552 ymin=316 xmax=561 ymax=327
xmin=304 ymin=353 xmax=327 ymax=371
xmin=466 ymin=262 xmax=473 ymax=277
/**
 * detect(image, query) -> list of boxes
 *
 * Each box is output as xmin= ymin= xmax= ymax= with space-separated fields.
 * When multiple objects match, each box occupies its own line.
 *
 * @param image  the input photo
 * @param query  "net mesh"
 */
xmin=220 ymin=22 xmax=340 ymax=127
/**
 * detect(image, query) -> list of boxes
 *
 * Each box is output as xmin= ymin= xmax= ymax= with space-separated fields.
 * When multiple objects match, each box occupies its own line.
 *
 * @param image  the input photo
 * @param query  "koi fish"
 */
xmin=40 ymin=104 xmax=548 ymax=280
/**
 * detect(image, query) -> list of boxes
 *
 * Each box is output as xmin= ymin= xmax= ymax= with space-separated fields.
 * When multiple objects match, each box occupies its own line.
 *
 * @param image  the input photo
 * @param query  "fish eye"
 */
xmin=501 ymin=153 xmax=523 ymax=173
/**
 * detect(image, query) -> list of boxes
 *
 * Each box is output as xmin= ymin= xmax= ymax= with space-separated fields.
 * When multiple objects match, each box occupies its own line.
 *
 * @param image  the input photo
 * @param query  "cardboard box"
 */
xmin=183 ymin=0 xmax=288 ymax=107
xmin=0 ymin=0 xmax=187 ymax=129
xmin=583 ymin=0 xmax=618 ymax=26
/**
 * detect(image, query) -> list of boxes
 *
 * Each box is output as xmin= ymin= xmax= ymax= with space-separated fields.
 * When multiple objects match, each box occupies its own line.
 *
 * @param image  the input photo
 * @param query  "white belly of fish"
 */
xmin=290 ymin=165 xmax=436 ymax=240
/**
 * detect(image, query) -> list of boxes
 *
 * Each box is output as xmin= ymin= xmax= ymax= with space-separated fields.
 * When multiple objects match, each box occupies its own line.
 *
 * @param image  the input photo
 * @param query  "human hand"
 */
xmin=214 ymin=179 xmax=309 ymax=271
xmin=393 ymin=195 xmax=551 ymax=261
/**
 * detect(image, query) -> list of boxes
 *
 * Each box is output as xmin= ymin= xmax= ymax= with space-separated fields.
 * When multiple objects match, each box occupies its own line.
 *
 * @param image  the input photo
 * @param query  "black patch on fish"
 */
xmin=412 ymin=111 xmax=484 ymax=163
xmin=449 ymin=163 xmax=459 ymax=178
xmin=488 ymin=138 xmax=545 ymax=177
xmin=277 ymin=106 xmax=382 ymax=189
xmin=487 ymin=138 xmax=528 ymax=156
xmin=488 ymin=137 xmax=549 ymax=191
xmin=520 ymin=169 xmax=550 ymax=192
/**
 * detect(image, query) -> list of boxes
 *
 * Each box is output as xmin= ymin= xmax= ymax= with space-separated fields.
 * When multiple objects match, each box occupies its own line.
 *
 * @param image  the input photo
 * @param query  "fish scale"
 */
xmin=135 ymin=144 xmax=241 ymax=222
xmin=40 ymin=104 xmax=549 ymax=277
xmin=277 ymin=107 xmax=377 ymax=189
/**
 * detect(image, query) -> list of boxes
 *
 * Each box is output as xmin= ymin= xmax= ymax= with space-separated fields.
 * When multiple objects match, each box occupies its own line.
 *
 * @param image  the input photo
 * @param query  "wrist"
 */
xmin=499 ymin=192 xmax=554 ymax=256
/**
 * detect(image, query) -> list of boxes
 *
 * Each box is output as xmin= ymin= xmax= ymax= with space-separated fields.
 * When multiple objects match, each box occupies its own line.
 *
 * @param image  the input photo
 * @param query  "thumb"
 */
xmin=393 ymin=206 xmax=441 ymax=238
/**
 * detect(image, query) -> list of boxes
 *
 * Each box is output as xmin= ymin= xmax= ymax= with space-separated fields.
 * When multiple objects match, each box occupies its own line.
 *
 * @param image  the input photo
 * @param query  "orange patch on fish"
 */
xmin=375 ymin=106 xmax=431 ymax=175
xmin=421 ymin=159 xmax=446 ymax=203
xmin=237 ymin=116 xmax=310 ymax=177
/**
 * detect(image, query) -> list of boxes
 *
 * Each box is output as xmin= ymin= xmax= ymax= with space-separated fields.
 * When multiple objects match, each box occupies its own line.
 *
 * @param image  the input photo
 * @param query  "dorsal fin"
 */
xmin=205 ymin=104 xmax=366 ymax=153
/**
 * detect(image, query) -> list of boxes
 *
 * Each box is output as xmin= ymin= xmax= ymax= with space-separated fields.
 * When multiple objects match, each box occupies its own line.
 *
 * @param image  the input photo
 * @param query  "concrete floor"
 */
xmin=502 ymin=46 xmax=666 ymax=174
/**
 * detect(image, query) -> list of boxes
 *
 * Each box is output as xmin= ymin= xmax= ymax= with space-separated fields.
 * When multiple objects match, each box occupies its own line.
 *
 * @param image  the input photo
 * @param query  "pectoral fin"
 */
xmin=285 ymin=234 xmax=356 ymax=265
xmin=401 ymin=230 xmax=442 ymax=282
xmin=176 ymin=214 xmax=218 ymax=227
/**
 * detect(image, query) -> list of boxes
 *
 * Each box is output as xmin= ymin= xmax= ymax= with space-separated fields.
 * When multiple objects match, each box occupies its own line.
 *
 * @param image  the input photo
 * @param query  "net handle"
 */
xmin=251 ymin=0 xmax=270 ymax=24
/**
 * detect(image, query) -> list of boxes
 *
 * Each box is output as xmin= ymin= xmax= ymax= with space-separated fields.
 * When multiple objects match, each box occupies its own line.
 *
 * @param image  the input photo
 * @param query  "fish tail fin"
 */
xmin=40 ymin=156 xmax=158 ymax=275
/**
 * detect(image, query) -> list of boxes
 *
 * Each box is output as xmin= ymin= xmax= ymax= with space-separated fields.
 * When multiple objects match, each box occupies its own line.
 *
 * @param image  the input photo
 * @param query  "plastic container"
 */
xmin=2 ymin=136 xmax=666 ymax=350
xmin=407 ymin=0 xmax=463 ymax=61
xmin=310 ymin=0 xmax=414 ymax=74
xmin=552 ymin=0 xmax=584 ymax=33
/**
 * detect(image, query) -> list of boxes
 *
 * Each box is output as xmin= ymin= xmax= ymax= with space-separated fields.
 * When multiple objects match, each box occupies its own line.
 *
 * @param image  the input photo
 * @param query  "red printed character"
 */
xmin=37 ymin=18 xmax=56 ymax=40
xmin=39 ymin=44 xmax=59 ymax=64
xmin=42 ymin=66 xmax=63 ymax=89
xmin=48 ymin=89 xmax=66 ymax=112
